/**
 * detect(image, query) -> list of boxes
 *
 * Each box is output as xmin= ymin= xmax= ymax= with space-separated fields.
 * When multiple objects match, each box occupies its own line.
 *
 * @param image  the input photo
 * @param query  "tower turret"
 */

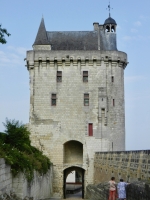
xmin=98 ymin=2 xmax=117 ymax=50
xmin=33 ymin=18 xmax=51 ymax=50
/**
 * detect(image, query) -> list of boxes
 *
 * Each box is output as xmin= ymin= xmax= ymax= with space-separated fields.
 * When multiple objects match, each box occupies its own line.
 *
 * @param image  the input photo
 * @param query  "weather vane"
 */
xmin=106 ymin=1 xmax=113 ymax=17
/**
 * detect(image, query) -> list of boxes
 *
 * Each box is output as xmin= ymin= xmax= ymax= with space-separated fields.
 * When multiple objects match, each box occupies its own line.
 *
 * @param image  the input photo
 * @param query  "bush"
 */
xmin=0 ymin=119 xmax=51 ymax=181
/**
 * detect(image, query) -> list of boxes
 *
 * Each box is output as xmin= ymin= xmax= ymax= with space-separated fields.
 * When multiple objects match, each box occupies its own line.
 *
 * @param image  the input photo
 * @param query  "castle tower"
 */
xmin=26 ymin=15 xmax=128 ymax=198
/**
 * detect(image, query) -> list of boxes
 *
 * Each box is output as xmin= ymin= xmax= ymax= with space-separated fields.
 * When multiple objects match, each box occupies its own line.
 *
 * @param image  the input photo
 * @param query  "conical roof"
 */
xmin=104 ymin=17 xmax=117 ymax=25
xmin=33 ymin=18 xmax=50 ymax=45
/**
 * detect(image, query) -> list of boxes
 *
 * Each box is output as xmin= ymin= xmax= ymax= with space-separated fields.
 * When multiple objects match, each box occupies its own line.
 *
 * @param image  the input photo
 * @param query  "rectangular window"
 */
xmin=51 ymin=94 xmax=56 ymax=106
xmin=57 ymin=71 xmax=62 ymax=82
xmin=84 ymin=93 xmax=89 ymax=106
xmin=83 ymin=71 xmax=88 ymax=82
xmin=89 ymin=123 xmax=93 ymax=136
xmin=111 ymin=76 xmax=114 ymax=82
xmin=113 ymin=99 xmax=115 ymax=106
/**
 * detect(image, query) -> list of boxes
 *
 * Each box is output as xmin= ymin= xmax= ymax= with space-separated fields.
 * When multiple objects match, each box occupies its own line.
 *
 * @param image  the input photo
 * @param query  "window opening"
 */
xmin=57 ymin=71 xmax=62 ymax=82
xmin=106 ymin=25 xmax=110 ymax=32
xmin=83 ymin=71 xmax=88 ymax=82
xmin=84 ymin=93 xmax=89 ymax=106
xmin=113 ymin=99 xmax=115 ymax=106
xmin=51 ymin=94 xmax=56 ymax=106
xmin=111 ymin=26 xmax=115 ymax=32
xmin=89 ymin=123 xmax=93 ymax=136
xmin=111 ymin=76 xmax=114 ymax=82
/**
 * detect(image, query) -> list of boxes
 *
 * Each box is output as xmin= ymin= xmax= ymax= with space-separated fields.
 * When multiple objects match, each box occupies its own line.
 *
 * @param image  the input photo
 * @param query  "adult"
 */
xmin=108 ymin=177 xmax=117 ymax=200
xmin=117 ymin=179 xmax=129 ymax=200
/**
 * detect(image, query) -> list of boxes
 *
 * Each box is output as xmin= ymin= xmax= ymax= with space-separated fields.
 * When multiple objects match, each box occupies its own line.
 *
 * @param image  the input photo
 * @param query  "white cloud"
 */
xmin=123 ymin=36 xmax=133 ymax=41
xmin=131 ymin=28 xmax=138 ymax=33
xmin=123 ymin=35 xmax=149 ymax=41
xmin=7 ymin=46 xmax=27 ymax=56
xmin=0 ymin=46 xmax=28 ymax=68
xmin=125 ymin=75 xmax=146 ymax=83
xmin=117 ymin=25 xmax=121 ymax=30
xmin=139 ymin=15 xmax=150 ymax=20
xmin=134 ymin=21 xmax=142 ymax=26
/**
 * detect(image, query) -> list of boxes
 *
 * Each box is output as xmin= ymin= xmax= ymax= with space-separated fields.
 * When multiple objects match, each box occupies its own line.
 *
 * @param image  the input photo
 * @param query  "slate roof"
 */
xmin=47 ymin=31 xmax=98 ymax=50
xmin=104 ymin=17 xmax=117 ymax=25
xmin=33 ymin=18 xmax=50 ymax=45
xmin=33 ymin=18 xmax=117 ymax=51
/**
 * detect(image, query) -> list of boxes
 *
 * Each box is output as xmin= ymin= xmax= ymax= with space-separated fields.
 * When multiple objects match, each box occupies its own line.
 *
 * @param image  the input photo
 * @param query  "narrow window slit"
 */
xmin=57 ymin=71 xmax=62 ymax=82
xmin=84 ymin=93 xmax=89 ymax=106
xmin=88 ymin=123 xmax=93 ymax=136
xmin=83 ymin=71 xmax=88 ymax=82
xmin=51 ymin=94 xmax=57 ymax=106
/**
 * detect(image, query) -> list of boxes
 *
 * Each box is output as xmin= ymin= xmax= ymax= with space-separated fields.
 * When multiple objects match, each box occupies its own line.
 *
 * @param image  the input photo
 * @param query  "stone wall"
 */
xmin=94 ymin=150 xmax=150 ymax=184
xmin=0 ymin=158 xmax=53 ymax=199
xmin=86 ymin=181 xmax=150 ymax=200
xmin=0 ymin=158 xmax=12 ymax=196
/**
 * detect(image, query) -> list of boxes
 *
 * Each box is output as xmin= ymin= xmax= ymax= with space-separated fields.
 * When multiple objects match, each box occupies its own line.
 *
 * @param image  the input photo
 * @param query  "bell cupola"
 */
xmin=104 ymin=16 xmax=117 ymax=33
xmin=99 ymin=3 xmax=117 ymax=51
xmin=104 ymin=2 xmax=117 ymax=33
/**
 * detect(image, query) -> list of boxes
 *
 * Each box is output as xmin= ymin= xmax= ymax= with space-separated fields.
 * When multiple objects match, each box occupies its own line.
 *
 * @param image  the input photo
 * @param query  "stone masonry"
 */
xmin=94 ymin=150 xmax=150 ymax=184
xmin=26 ymin=15 xmax=128 ymax=198
xmin=86 ymin=181 xmax=150 ymax=200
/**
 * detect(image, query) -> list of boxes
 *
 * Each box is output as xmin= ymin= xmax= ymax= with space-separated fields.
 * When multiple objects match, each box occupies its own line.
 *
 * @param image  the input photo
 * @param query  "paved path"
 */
xmin=50 ymin=191 xmax=88 ymax=199
xmin=65 ymin=191 xmax=82 ymax=199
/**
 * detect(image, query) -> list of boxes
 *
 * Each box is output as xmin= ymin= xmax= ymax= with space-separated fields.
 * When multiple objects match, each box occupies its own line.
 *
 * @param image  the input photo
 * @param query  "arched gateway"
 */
xmin=26 ymin=13 xmax=128 ymax=198
xmin=63 ymin=166 xmax=85 ymax=199
xmin=63 ymin=141 xmax=84 ymax=198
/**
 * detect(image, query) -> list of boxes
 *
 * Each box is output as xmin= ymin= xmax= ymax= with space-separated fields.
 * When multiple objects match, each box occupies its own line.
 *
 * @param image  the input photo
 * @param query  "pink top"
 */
xmin=109 ymin=180 xmax=116 ymax=191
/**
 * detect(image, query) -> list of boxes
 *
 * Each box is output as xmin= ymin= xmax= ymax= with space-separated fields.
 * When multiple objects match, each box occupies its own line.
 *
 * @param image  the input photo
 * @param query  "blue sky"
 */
xmin=0 ymin=0 xmax=150 ymax=150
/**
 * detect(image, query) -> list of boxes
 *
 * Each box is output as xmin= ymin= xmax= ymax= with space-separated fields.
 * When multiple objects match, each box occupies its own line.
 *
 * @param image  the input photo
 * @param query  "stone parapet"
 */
xmin=26 ymin=50 xmax=127 ymax=70
xmin=94 ymin=150 xmax=150 ymax=184
xmin=86 ymin=181 xmax=150 ymax=200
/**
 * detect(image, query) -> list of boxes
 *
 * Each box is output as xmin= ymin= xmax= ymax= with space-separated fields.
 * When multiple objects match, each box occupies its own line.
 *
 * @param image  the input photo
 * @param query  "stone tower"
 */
xmin=26 ymin=15 xmax=128 ymax=198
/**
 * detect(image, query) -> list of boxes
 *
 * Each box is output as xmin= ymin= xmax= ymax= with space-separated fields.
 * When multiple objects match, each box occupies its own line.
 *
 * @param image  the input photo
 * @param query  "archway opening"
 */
xmin=64 ymin=140 xmax=83 ymax=164
xmin=63 ymin=167 xmax=85 ymax=199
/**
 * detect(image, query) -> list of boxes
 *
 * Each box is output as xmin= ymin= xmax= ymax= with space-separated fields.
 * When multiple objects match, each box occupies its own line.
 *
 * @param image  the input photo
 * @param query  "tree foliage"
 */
xmin=0 ymin=119 xmax=51 ymax=181
xmin=0 ymin=24 xmax=11 ymax=44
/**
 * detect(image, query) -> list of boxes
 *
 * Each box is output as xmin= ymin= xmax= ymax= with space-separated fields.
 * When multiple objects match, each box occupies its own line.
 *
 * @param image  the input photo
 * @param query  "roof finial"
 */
xmin=107 ymin=1 xmax=113 ymax=17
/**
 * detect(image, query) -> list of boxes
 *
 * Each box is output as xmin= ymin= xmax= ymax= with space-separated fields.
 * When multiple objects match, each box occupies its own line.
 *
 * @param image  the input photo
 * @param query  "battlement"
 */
xmin=26 ymin=50 xmax=127 ymax=70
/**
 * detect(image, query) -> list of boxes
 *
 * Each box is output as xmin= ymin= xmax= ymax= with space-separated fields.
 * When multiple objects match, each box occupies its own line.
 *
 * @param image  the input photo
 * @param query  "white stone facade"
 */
xmin=26 ymin=49 xmax=127 ymax=198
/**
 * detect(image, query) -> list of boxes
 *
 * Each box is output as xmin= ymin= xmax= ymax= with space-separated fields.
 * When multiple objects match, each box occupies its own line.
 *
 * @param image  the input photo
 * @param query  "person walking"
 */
xmin=108 ymin=177 xmax=117 ymax=200
xmin=117 ymin=179 xmax=129 ymax=200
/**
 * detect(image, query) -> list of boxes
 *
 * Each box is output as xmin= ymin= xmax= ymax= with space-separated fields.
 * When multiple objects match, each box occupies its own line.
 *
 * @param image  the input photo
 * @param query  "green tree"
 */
xmin=3 ymin=118 xmax=31 ymax=149
xmin=0 ymin=119 xmax=51 ymax=181
xmin=0 ymin=24 xmax=11 ymax=44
